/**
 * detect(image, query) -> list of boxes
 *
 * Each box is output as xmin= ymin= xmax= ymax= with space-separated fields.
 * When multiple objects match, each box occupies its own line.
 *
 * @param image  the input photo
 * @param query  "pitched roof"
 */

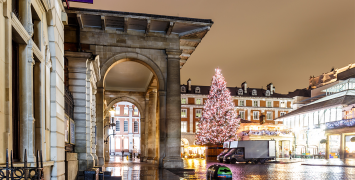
xmin=181 ymin=85 xmax=291 ymax=98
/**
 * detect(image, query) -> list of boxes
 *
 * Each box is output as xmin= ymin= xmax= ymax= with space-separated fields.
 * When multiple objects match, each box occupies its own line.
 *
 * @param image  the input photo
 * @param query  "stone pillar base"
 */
xmin=162 ymin=157 xmax=184 ymax=168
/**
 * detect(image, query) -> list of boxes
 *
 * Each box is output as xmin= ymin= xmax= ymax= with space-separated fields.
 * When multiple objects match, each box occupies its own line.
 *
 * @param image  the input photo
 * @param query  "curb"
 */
xmin=301 ymin=164 xmax=355 ymax=168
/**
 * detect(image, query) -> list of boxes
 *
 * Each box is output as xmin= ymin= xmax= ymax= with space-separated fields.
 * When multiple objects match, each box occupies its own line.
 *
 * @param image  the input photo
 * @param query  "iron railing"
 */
xmin=0 ymin=149 xmax=43 ymax=180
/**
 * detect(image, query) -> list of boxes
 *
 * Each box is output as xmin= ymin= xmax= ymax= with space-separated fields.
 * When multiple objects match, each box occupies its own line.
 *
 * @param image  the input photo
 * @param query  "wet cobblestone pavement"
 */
xmin=105 ymin=156 xmax=355 ymax=180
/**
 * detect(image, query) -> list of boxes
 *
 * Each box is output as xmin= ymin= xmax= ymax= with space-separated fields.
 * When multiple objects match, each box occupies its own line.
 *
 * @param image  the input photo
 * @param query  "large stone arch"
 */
xmin=105 ymin=96 xmax=145 ymax=119
xmin=98 ymin=52 xmax=165 ymax=91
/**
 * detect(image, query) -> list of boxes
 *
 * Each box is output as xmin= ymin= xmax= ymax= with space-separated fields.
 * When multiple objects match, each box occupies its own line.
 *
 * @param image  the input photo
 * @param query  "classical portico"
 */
xmin=64 ymin=7 xmax=213 ymax=169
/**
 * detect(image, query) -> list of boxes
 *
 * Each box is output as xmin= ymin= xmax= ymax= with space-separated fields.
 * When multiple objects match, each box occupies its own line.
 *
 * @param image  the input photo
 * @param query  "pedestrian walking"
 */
xmin=289 ymin=150 xmax=292 ymax=159
xmin=122 ymin=150 xmax=124 ymax=158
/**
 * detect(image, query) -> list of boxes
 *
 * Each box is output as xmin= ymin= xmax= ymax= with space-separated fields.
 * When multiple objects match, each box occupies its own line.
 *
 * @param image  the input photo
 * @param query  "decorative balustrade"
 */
xmin=326 ymin=119 xmax=355 ymax=130
xmin=242 ymin=130 xmax=292 ymax=136
xmin=0 ymin=149 xmax=43 ymax=180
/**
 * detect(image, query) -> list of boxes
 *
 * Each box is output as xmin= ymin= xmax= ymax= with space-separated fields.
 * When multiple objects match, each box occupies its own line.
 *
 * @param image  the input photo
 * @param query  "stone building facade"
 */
xmin=0 ymin=1 xmax=213 ymax=179
xmin=180 ymin=79 xmax=293 ymax=147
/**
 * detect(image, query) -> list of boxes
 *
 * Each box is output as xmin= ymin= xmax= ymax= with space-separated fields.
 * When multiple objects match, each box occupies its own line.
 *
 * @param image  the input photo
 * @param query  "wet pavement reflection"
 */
xmin=105 ymin=156 xmax=355 ymax=180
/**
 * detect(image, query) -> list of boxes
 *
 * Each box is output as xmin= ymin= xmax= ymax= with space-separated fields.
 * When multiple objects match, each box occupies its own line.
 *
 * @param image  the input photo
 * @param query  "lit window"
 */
xmin=134 ymin=121 xmax=138 ymax=133
xmin=196 ymin=122 xmax=199 ymax=133
xmin=134 ymin=107 xmax=138 ymax=115
xmin=253 ymin=101 xmax=258 ymax=107
xmin=124 ymin=121 xmax=128 ymax=132
xmin=252 ymin=89 xmax=257 ymax=96
xmin=253 ymin=111 xmax=259 ymax=120
xmin=265 ymin=90 xmax=270 ymax=96
xmin=181 ymin=86 xmax=186 ymax=92
xmin=238 ymin=89 xmax=243 ymax=95
xmin=267 ymin=112 xmax=273 ymax=120
xmin=181 ymin=109 xmax=187 ymax=118
xmin=195 ymin=98 xmax=202 ymax=105
xmin=116 ymin=121 xmax=120 ymax=132
xmin=239 ymin=100 xmax=244 ymax=106
xmin=267 ymin=101 xmax=272 ymax=107
xmin=181 ymin=121 xmax=187 ymax=132
xmin=280 ymin=112 xmax=286 ymax=116
xmin=195 ymin=87 xmax=200 ymax=93
xmin=116 ymin=138 xmax=120 ymax=149
xmin=280 ymin=102 xmax=285 ymax=108
xmin=239 ymin=111 xmax=245 ymax=119
xmin=124 ymin=138 xmax=128 ymax=149
xmin=124 ymin=107 xmax=128 ymax=115
xmin=196 ymin=109 xmax=202 ymax=118
xmin=181 ymin=98 xmax=187 ymax=104
xmin=116 ymin=106 xmax=120 ymax=115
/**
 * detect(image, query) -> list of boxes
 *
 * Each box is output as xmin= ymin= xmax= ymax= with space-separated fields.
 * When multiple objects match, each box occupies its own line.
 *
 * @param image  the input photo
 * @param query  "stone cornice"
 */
xmin=11 ymin=12 xmax=31 ymax=43
xmin=166 ymin=49 xmax=182 ymax=59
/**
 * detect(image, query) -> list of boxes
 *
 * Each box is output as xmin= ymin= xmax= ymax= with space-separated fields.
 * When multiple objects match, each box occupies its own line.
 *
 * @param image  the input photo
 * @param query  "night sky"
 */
xmin=70 ymin=0 xmax=355 ymax=94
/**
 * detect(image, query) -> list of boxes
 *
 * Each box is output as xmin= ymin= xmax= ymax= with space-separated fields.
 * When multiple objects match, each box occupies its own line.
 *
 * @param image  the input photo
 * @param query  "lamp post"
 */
xmin=104 ymin=107 xmax=116 ymax=144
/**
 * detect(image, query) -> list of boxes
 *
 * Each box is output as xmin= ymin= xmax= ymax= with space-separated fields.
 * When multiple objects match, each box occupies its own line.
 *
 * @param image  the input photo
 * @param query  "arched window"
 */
xmin=181 ymin=86 xmax=186 ymax=92
xmin=265 ymin=90 xmax=270 ymax=96
xmin=252 ymin=89 xmax=257 ymax=96
xmin=238 ymin=89 xmax=243 ymax=95
xmin=195 ymin=87 xmax=200 ymax=93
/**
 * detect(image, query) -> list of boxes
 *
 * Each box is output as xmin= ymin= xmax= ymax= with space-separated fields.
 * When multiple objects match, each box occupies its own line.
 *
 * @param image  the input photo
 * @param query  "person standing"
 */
xmin=289 ymin=150 xmax=292 ymax=159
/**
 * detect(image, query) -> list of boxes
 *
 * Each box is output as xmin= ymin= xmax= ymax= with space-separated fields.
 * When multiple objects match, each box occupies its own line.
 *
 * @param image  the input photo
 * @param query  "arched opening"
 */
xmin=103 ymin=58 xmax=161 ymax=163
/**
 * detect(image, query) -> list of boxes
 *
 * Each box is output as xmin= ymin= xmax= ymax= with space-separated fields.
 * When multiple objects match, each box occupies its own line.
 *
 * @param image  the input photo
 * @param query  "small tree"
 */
xmin=320 ymin=139 xmax=327 ymax=144
xmin=195 ymin=68 xmax=240 ymax=145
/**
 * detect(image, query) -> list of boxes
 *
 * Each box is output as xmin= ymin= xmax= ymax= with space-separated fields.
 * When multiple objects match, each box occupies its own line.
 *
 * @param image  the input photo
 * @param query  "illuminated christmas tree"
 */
xmin=196 ymin=68 xmax=240 ymax=145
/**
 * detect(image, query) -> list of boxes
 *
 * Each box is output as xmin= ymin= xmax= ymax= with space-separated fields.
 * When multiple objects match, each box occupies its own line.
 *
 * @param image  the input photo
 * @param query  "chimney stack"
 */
xmin=241 ymin=81 xmax=247 ymax=93
xmin=187 ymin=78 xmax=192 ymax=92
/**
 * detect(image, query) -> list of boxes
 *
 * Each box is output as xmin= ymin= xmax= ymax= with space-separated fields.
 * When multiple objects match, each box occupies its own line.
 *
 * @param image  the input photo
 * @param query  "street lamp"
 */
xmin=104 ymin=107 xmax=117 ymax=144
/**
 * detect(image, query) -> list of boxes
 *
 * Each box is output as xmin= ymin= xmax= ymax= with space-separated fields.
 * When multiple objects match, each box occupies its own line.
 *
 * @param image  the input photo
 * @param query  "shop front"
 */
xmin=182 ymin=145 xmax=206 ymax=159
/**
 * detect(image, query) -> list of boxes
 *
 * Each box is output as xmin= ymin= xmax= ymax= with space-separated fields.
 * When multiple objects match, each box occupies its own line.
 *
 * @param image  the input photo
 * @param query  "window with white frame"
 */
xmin=253 ymin=100 xmax=258 ymax=107
xmin=196 ymin=122 xmax=199 ymax=132
xmin=253 ymin=111 xmax=259 ymax=120
xmin=124 ymin=138 xmax=128 ymax=149
xmin=239 ymin=100 xmax=244 ymax=106
xmin=134 ymin=121 xmax=138 ymax=133
xmin=195 ymin=109 xmax=202 ymax=118
xmin=181 ymin=98 xmax=187 ymax=104
xmin=195 ymin=87 xmax=200 ymax=93
xmin=116 ymin=106 xmax=120 ymax=115
xmin=239 ymin=111 xmax=245 ymax=119
xmin=116 ymin=138 xmax=120 ymax=149
xmin=265 ymin=90 xmax=270 ymax=96
xmin=280 ymin=112 xmax=286 ymax=116
xmin=267 ymin=101 xmax=272 ymax=107
xmin=134 ymin=107 xmax=138 ymax=115
xmin=267 ymin=112 xmax=273 ymax=120
xmin=181 ymin=86 xmax=186 ymax=92
xmin=252 ymin=89 xmax=257 ymax=96
xmin=181 ymin=121 xmax=187 ymax=132
xmin=124 ymin=107 xmax=128 ymax=115
xmin=195 ymin=98 xmax=202 ymax=105
xmin=124 ymin=121 xmax=128 ymax=132
xmin=181 ymin=109 xmax=187 ymax=118
xmin=116 ymin=121 xmax=120 ymax=132
xmin=280 ymin=101 xmax=286 ymax=108
xmin=238 ymin=89 xmax=243 ymax=95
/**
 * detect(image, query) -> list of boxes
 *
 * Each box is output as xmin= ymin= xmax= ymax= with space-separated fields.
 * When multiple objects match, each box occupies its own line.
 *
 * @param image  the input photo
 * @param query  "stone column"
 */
xmin=96 ymin=87 xmax=105 ymax=165
xmin=340 ymin=133 xmax=345 ymax=159
xmin=66 ymin=52 xmax=95 ymax=171
xmin=19 ymin=0 xmax=33 ymax=35
xmin=91 ymin=89 xmax=98 ymax=165
xmin=104 ymin=117 xmax=110 ymax=162
xmin=159 ymin=91 xmax=167 ymax=166
xmin=326 ymin=134 xmax=330 ymax=159
xmin=147 ymin=90 xmax=157 ymax=162
xmin=19 ymin=40 xmax=35 ymax=162
xmin=189 ymin=107 xmax=193 ymax=133
xmin=248 ymin=109 xmax=251 ymax=121
xmin=140 ymin=117 xmax=146 ymax=162
xmin=163 ymin=49 xmax=184 ymax=168
xmin=143 ymin=95 xmax=149 ymax=161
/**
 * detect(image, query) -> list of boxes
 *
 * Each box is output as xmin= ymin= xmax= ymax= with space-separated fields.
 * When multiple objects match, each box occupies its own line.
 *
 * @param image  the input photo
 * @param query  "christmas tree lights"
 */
xmin=196 ymin=68 xmax=240 ymax=145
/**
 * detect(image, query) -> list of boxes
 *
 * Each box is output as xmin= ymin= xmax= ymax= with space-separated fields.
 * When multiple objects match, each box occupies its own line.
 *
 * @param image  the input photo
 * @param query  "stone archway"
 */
xmin=98 ymin=52 xmax=165 ymax=91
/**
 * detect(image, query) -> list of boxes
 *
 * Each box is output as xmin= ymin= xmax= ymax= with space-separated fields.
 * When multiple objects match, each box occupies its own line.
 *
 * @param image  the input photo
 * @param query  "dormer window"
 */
xmin=265 ymin=90 xmax=270 ymax=96
xmin=252 ymin=89 xmax=257 ymax=96
xmin=195 ymin=87 xmax=200 ymax=93
xmin=181 ymin=86 xmax=186 ymax=93
xmin=238 ymin=89 xmax=243 ymax=95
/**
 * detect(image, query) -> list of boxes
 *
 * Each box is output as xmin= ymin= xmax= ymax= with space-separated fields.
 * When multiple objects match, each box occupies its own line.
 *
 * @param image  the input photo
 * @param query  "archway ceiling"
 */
xmin=105 ymin=61 xmax=153 ymax=92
